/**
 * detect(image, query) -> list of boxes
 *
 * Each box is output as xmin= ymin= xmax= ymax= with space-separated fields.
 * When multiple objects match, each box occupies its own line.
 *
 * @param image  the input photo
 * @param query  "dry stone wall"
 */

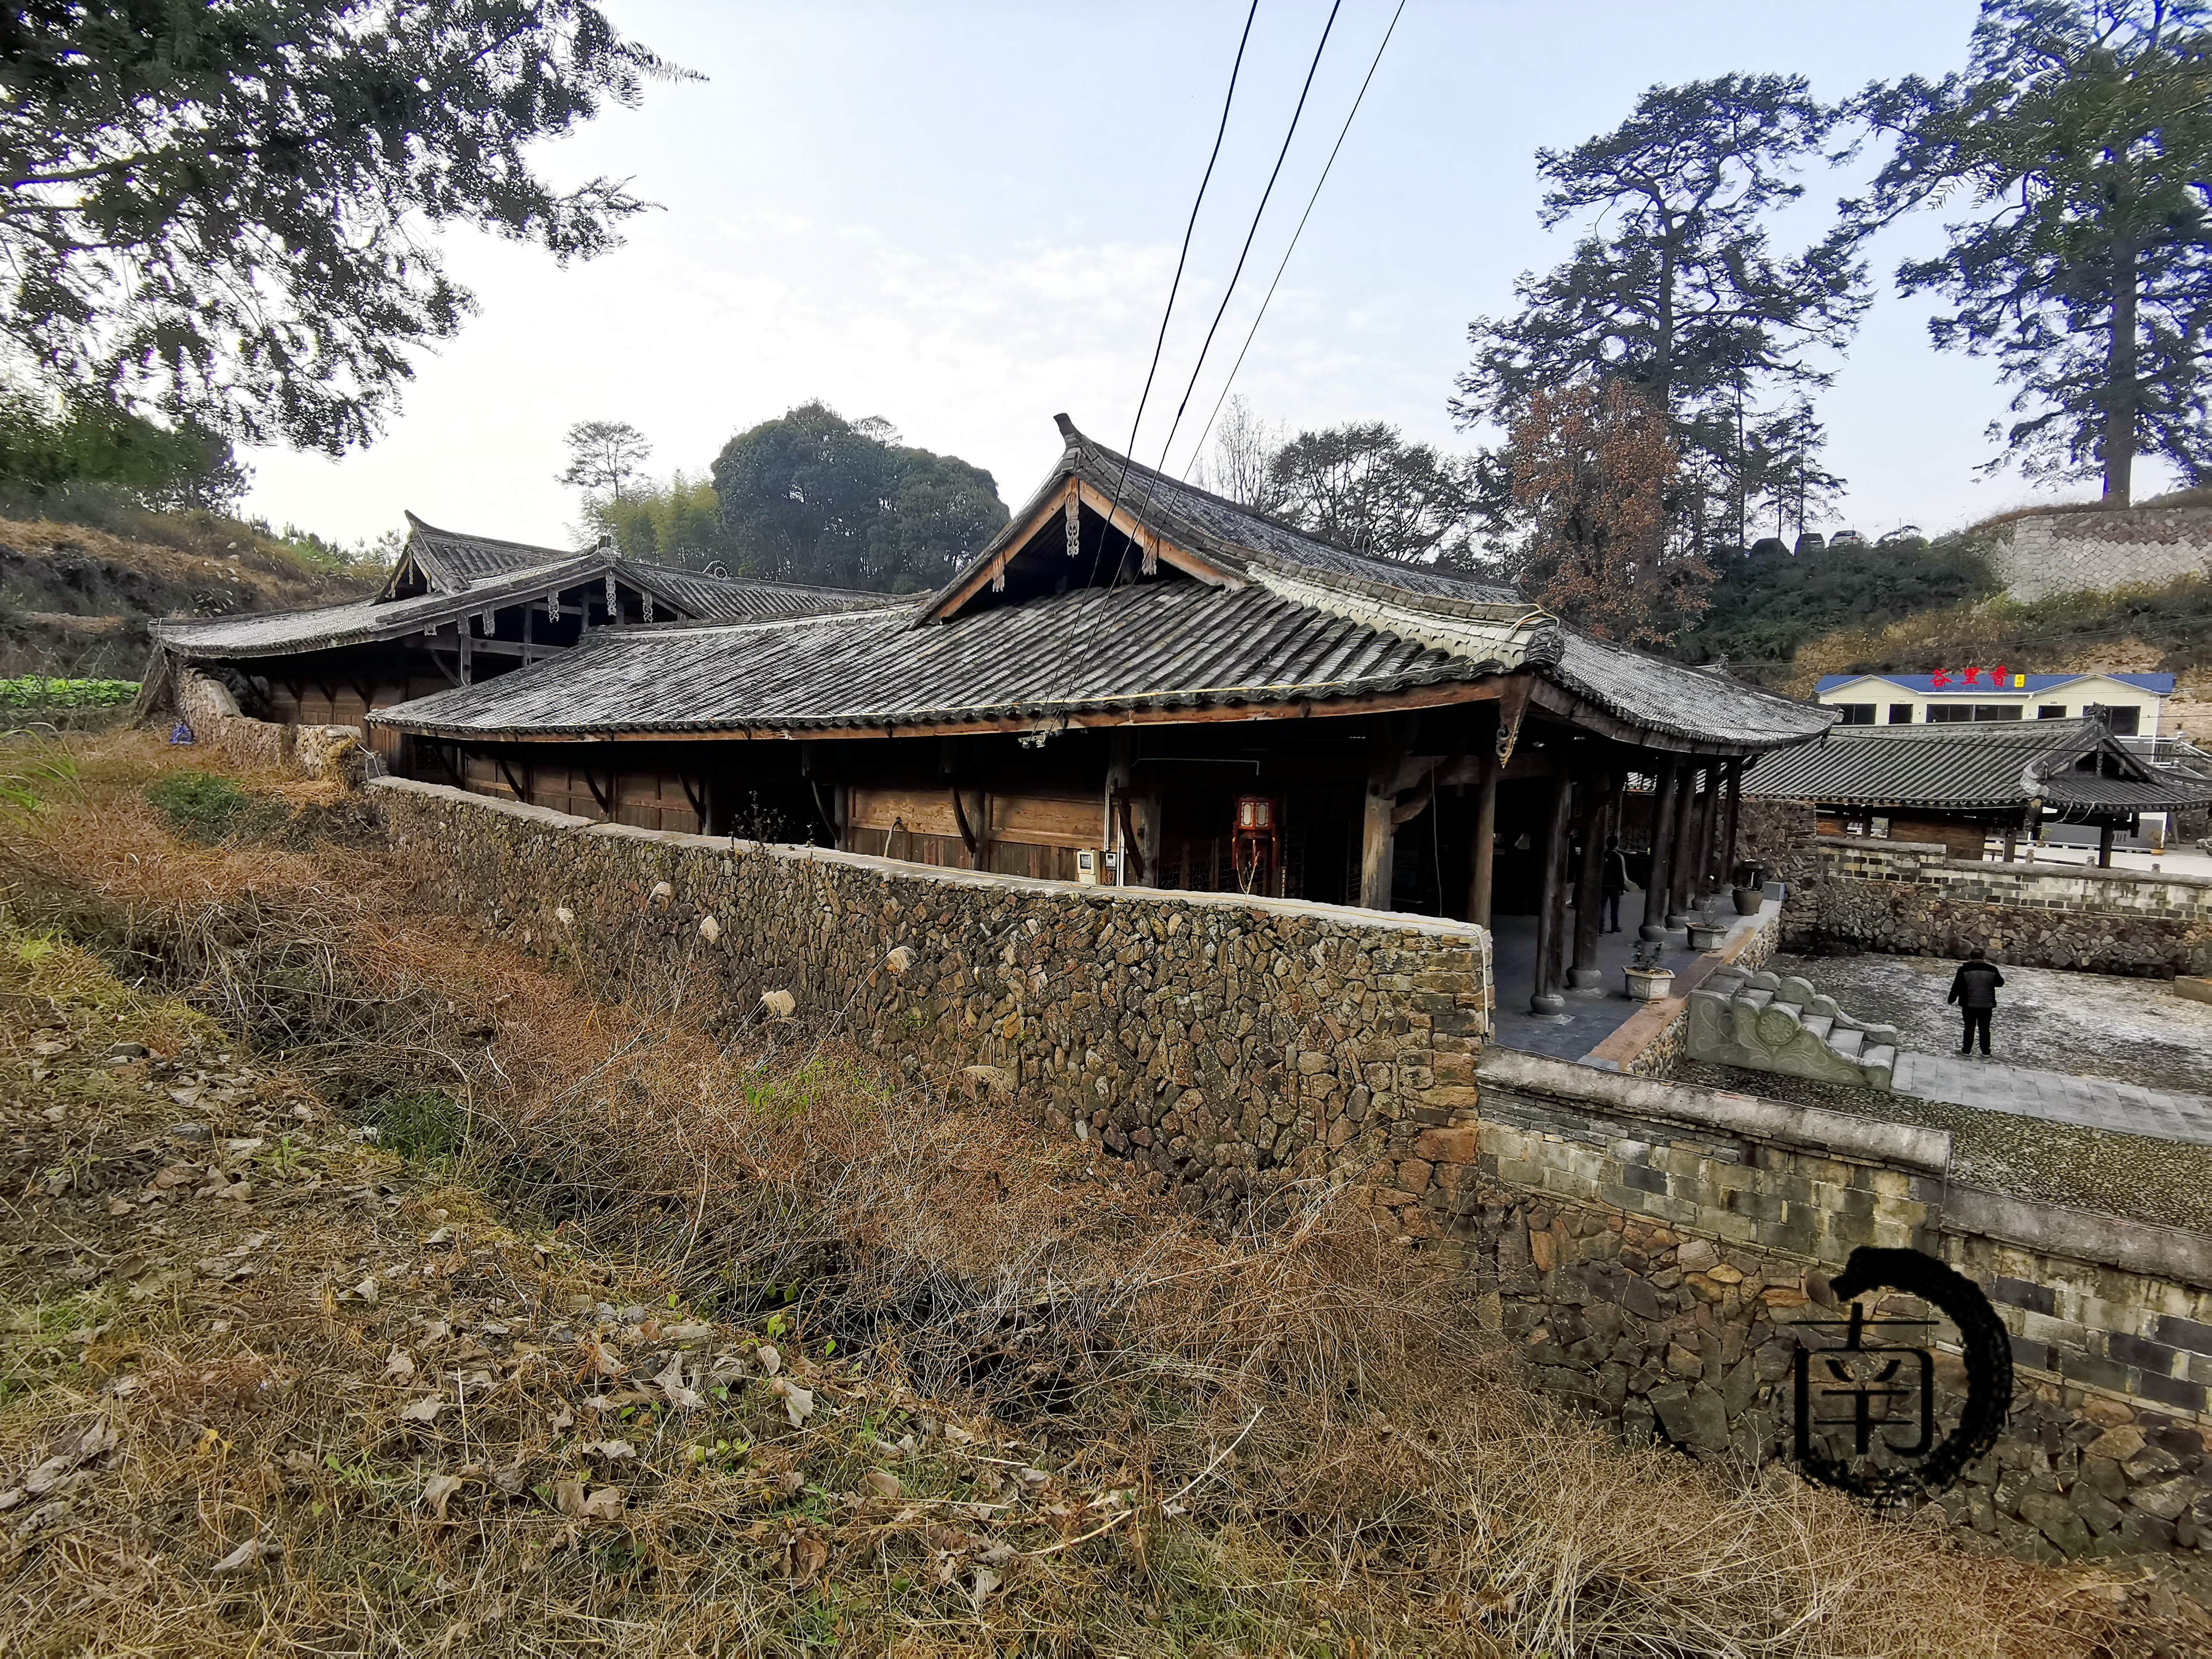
xmin=1800 ymin=835 xmax=2212 ymax=977
xmin=1455 ymin=1050 xmax=2212 ymax=1563
xmin=371 ymin=778 xmax=1494 ymax=1214
xmin=176 ymin=669 xmax=365 ymax=782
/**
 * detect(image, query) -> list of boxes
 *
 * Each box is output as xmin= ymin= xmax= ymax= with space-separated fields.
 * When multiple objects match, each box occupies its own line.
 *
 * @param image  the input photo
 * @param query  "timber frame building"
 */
xmin=143 ymin=514 xmax=892 ymax=761
xmin=1742 ymin=716 xmax=2212 ymax=866
xmin=370 ymin=416 xmax=1836 ymax=1015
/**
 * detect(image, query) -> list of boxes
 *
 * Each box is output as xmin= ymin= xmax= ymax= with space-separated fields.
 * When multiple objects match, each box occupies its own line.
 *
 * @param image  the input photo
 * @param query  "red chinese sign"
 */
xmin=1928 ymin=664 xmax=2011 ymax=690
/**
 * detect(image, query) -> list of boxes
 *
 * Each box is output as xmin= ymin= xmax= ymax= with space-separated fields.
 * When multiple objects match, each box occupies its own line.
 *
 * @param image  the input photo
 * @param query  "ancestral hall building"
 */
xmin=142 ymin=514 xmax=891 ymax=761
xmin=363 ymin=416 xmax=1834 ymax=1016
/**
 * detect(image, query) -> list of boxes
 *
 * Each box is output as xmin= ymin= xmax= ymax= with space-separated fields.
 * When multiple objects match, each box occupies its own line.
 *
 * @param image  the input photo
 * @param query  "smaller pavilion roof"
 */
xmin=1743 ymin=716 xmax=2212 ymax=815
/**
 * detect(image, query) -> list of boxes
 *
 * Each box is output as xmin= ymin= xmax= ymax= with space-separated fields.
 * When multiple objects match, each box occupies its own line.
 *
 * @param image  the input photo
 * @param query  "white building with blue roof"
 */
xmin=1813 ymin=670 xmax=2175 ymax=743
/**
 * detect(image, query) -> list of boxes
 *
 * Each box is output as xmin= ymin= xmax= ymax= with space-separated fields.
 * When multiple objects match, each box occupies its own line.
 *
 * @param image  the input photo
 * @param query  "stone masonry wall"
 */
xmin=1987 ymin=505 xmax=2212 ymax=603
xmin=1803 ymin=835 xmax=2212 ymax=977
xmin=371 ymin=778 xmax=1493 ymax=1216
xmin=177 ymin=670 xmax=365 ymax=783
xmin=1456 ymin=1049 xmax=2212 ymax=1562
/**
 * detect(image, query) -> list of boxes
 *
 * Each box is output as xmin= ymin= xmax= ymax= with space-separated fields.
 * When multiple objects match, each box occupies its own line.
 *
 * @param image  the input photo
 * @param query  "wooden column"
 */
xmin=1466 ymin=756 xmax=1498 ymax=931
xmin=1720 ymin=757 xmax=1745 ymax=891
xmin=1359 ymin=755 xmax=1399 ymax=911
xmin=1695 ymin=763 xmax=1724 ymax=896
xmin=1640 ymin=757 xmax=1681 ymax=942
xmin=1568 ymin=771 xmax=1617 ymax=989
xmin=1530 ymin=773 xmax=1573 ymax=1016
xmin=1667 ymin=762 xmax=1706 ymax=926
xmin=2098 ymin=823 xmax=2116 ymax=867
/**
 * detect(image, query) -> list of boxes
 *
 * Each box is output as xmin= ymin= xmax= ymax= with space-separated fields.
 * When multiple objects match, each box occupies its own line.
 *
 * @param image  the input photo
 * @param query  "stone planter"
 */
xmin=1731 ymin=885 xmax=1763 ymax=915
xmin=1623 ymin=965 xmax=1675 ymax=1002
xmin=1687 ymin=923 xmax=1730 ymax=951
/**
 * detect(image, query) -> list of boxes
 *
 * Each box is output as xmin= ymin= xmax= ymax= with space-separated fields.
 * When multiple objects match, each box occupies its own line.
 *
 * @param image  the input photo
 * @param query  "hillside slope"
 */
xmin=0 ymin=511 xmax=376 ymax=680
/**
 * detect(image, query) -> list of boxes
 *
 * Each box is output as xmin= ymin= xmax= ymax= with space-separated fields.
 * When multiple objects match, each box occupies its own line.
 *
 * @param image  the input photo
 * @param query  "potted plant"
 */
xmin=1731 ymin=860 xmax=1767 ymax=915
xmin=1624 ymin=939 xmax=1674 ymax=1001
xmin=1687 ymin=914 xmax=1731 ymax=951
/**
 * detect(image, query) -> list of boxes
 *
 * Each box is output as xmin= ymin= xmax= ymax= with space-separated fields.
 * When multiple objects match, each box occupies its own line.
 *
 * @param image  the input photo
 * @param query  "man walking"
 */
xmin=1948 ymin=948 xmax=2004 ymax=1057
xmin=1601 ymin=836 xmax=1630 ymax=934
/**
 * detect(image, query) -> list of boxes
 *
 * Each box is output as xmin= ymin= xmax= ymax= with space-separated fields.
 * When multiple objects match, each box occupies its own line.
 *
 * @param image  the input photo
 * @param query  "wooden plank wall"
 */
xmin=264 ymin=675 xmax=452 ymax=756
xmin=849 ymin=787 xmax=1094 ymax=883
xmin=457 ymin=753 xmax=703 ymax=834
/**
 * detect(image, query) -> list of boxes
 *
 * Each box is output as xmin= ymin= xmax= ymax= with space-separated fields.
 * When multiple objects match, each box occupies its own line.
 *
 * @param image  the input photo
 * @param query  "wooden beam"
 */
xmin=679 ymin=773 xmax=706 ymax=830
xmin=584 ymin=769 xmax=615 ymax=819
xmin=495 ymin=755 xmax=531 ymax=804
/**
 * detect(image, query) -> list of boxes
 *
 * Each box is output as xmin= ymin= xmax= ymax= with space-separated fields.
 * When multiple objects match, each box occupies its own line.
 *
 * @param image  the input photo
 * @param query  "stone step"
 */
xmin=1738 ymin=988 xmax=1773 ymax=1010
xmin=1828 ymin=1026 xmax=1866 ymax=1059
xmin=1801 ymin=1012 xmax=1834 ymax=1041
xmin=1862 ymin=1044 xmax=1898 ymax=1075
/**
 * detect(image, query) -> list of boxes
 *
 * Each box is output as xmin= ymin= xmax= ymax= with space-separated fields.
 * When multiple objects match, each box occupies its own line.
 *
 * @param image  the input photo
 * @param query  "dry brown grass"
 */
xmin=0 ymin=731 xmax=2194 ymax=1656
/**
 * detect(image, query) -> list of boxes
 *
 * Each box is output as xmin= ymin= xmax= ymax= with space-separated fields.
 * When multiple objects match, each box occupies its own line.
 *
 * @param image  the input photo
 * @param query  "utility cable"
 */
xmin=1184 ymin=0 xmax=1405 ymax=480
xmin=1081 ymin=0 xmax=1261 ymax=593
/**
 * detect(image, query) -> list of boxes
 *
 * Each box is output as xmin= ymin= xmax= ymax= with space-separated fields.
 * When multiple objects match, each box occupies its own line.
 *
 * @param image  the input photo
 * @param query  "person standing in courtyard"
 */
xmin=1948 ymin=948 xmax=2004 ymax=1057
xmin=1601 ymin=835 xmax=1630 ymax=934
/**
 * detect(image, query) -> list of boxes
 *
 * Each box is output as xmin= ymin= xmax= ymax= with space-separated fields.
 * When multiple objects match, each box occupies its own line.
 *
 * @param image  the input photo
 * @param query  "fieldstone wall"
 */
xmin=1802 ymin=835 xmax=2212 ymax=977
xmin=1986 ymin=505 xmax=2212 ymax=602
xmin=175 ymin=670 xmax=364 ymax=783
xmin=371 ymin=778 xmax=1493 ymax=1214
xmin=1455 ymin=1050 xmax=2212 ymax=1562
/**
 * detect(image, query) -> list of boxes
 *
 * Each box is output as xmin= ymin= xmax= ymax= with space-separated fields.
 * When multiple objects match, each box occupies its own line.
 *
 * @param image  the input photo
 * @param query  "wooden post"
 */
xmin=1641 ymin=757 xmax=1680 ymax=942
xmin=2098 ymin=823 xmax=2116 ymax=867
xmin=1667 ymin=762 xmax=1706 ymax=927
xmin=1359 ymin=757 xmax=1398 ymax=911
xmin=1530 ymin=774 xmax=1573 ymax=1016
xmin=1695 ymin=763 xmax=1724 ymax=896
xmin=1466 ymin=754 xmax=1498 ymax=931
xmin=1721 ymin=757 xmax=1745 ymax=890
xmin=1569 ymin=771 xmax=1616 ymax=989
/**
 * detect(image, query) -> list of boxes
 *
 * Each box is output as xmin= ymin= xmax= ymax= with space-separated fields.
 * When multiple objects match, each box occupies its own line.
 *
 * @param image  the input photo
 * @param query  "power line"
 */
xmin=1081 ymin=0 xmax=1261 ymax=591
xmin=1139 ymin=0 xmax=1344 ymax=494
xmin=1183 ymin=0 xmax=1405 ymax=481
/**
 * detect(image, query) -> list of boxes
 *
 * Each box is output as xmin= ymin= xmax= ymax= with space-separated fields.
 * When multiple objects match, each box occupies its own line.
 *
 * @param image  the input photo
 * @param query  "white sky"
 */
xmin=242 ymin=0 xmax=2172 ymax=553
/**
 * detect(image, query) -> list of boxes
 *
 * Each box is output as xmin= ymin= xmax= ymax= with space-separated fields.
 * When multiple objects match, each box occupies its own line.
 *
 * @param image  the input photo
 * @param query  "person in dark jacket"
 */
xmin=1948 ymin=949 xmax=2005 ymax=1057
xmin=1601 ymin=836 xmax=1630 ymax=933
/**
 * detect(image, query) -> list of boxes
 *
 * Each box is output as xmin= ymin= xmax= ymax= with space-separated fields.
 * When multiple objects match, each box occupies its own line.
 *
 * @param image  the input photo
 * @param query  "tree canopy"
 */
xmin=1452 ymin=74 xmax=1867 ymax=547
xmin=1492 ymin=380 xmax=1707 ymax=647
xmin=1264 ymin=422 xmax=1482 ymax=564
xmin=559 ymin=420 xmax=653 ymax=509
xmin=709 ymin=403 xmax=1008 ymax=591
xmin=1 ymin=1 xmax=686 ymax=454
xmin=1857 ymin=0 xmax=2212 ymax=503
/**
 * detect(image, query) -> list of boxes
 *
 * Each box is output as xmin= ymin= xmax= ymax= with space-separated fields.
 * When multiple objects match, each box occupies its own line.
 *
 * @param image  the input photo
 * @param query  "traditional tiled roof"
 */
xmin=398 ymin=514 xmax=575 ymax=593
xmin=370 ymin=420 xmax=1840 ymax=752
xmin=625 ymin=564 xmax=898 ymax=622
xmin=1743 ymin=717 xmax=2212 ymax=813
xmin=151 ymin=552 xmax=610 ymax=659
xmin=368 ymin=581 xmax=1496 ymax=739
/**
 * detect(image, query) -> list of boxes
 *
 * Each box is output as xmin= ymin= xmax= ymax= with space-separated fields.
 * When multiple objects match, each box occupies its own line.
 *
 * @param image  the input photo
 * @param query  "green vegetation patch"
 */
xmin=144 ymin=769 xmax=253 ymax=842
xmin=373 ymin=1087 xmax=469 ymax=1164
xmin=0 ymin=677 xmax=137 ymax=711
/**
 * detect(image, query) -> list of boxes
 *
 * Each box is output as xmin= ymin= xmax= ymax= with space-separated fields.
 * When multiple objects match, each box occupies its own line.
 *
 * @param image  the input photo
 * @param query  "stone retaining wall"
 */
xmin=1796 ymin=835 xmax=2212 ymax=977
xmin=1986 ymin=505 xmax=2212 ymax=602
xmin=371 ymin=777 xmax=1493 ymax=1215
xmin=1455 ymin=1049 xmax=2212 ymax=1561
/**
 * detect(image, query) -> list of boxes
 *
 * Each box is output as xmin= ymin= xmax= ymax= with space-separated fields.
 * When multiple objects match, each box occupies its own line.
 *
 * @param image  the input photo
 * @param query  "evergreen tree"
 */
xmin=1451 ymin=75 xmax=1868 ymax=544
xmin=1264 ymin=421 xmax=1482 ymax=564
xmin=1857 ymin=0 xmax=2212 ymax=503
xmin=1 ymin=2 xmax=687 ymax=453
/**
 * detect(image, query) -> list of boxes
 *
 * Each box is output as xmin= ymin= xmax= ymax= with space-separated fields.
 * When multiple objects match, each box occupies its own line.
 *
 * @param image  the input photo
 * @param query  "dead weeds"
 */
xmin=0 ymin=730 xmax=2192 ymax=1657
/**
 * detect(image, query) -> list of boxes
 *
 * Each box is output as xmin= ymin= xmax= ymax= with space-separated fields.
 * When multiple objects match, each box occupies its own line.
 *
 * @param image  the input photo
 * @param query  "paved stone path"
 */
xmin=1892 ymin=1052 xmax=2212 ymax=1146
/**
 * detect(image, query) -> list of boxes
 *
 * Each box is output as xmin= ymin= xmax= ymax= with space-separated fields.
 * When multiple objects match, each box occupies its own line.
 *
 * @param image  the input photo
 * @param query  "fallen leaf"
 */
xmin=970 ymin=1566 xmax=1001 ymax=1611
xmin=548 ymin=1406 xmax=574 ymax=1431
xmin=383 ymin=1348 xmax=415 ymax=1382
xmin=788 ymin=1534 xmax=828 ymax=1585
xmin=399 ymin=1397 xmax=444 ymax=1424
xmin=422 ymin=1472 xmax=464 ymax=1520
xmin=585 ymin=1336 xmax=625 ymax=1379
xmin=211 ymin=1538 xmax=281 ymax=1575
xmin=580 ymin=1486 xmax=625 ymax=1521
xmin=654 ymin=1353 xmax=703 ymax=1410
xmin=350 ymin=1277 xmax=379 ymax=1305
xmin=757 ymin=1344 xmax=781 ymax=1376
xmin=768 ymin=1377 xmax=815 ymax=1428
xmin=581 ymin=1440 xmax=636 ymax=1461
xmin=864 ymin=1470 xmax=902 ymax=1502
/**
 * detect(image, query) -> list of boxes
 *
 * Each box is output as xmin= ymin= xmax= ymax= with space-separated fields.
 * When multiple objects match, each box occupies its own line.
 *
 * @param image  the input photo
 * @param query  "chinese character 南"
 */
xmin=1794 ymin=1301 xmax=1936 ymax=1463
